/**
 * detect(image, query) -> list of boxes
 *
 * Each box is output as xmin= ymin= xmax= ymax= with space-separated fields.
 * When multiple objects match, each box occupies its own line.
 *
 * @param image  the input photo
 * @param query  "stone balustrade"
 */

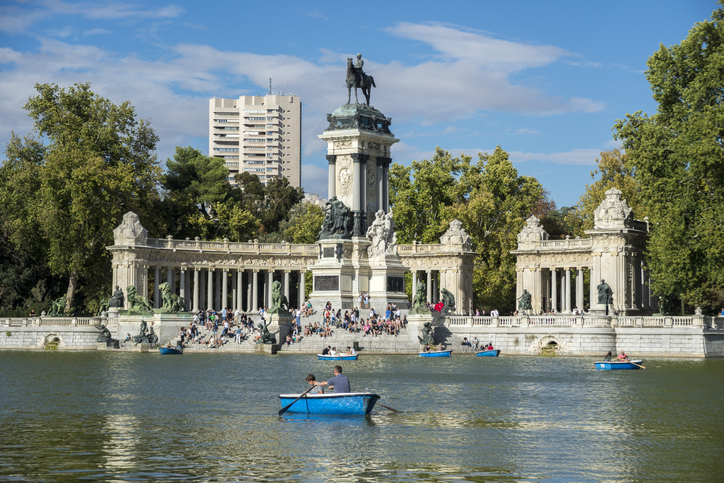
xmin=2 ymin=317 xmax=105 ymax=327
xmin=439 ymin=314 xmax=722 ymax=329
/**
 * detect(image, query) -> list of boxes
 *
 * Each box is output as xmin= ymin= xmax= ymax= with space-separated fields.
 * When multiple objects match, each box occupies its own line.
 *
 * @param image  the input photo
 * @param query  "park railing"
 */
xmin=1 ymin=317 xmax=106 ymax=327
xmin=439 ymin=314 xmax=715 ymax=329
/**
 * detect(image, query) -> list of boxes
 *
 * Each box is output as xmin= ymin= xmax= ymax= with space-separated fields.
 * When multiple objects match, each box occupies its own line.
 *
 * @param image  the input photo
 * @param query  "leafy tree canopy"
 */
xmin=0 ymin=82 xmax=161 ymax=313
xmin=613 ymin=3 xmax=724 ymax=307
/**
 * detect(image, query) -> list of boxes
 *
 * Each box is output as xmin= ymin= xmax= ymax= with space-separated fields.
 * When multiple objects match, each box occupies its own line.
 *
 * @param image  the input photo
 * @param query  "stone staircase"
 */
xmin=165 ymin=325 xmax=259 ymax=352
xmin=278 ymin=326 xmax=421 ymax=354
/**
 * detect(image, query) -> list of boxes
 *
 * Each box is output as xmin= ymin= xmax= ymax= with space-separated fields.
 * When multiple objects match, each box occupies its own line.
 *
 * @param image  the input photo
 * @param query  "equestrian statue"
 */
xmin=346 ymin=53 xmax=376 ymax=105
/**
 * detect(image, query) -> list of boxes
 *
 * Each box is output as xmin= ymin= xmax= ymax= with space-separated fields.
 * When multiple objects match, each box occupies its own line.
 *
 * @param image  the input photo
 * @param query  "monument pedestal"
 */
xmin=308 ymin=238 xmax=370 ymax=311
xmin=367 ymin=252 xmax=408 ymax=315
xmin=406 ymin=312 xmax=438 ymax=348
xmin=268 ymin=312 xmax=293 ymax=345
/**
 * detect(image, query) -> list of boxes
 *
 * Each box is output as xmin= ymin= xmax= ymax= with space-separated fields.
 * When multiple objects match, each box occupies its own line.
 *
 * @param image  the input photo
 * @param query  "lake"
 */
xmin=0 ymin=352 xmax=722 ymax=482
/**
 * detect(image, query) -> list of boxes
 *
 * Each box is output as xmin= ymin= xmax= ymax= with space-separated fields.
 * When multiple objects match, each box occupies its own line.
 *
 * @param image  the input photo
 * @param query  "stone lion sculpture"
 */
xmin=440 ymin=288 xmax=455 ymax=314
xmin=158 ymin=282 xmax=186 ymax=313
xmin=409 ymin=281 xmax=431 ymax=315
xmin=127 ymin=285 xmax=154 ymax=312
xmin=269 ymin=280 xmax=290 ymax=315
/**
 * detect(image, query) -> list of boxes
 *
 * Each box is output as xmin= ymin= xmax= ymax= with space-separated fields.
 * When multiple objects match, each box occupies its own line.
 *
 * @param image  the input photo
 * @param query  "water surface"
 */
xmin=0 ymin=352 xmax=722 ymax=482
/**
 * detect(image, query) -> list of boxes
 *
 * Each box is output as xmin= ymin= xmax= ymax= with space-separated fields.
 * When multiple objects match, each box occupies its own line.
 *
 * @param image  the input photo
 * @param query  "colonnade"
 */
xmin=546 ymin=268 xmax=586 ymax=313
xmin=148 ymin=267 xmax=306 ymax=313
xmin=410 ymin=269 xmax=442 ymax=305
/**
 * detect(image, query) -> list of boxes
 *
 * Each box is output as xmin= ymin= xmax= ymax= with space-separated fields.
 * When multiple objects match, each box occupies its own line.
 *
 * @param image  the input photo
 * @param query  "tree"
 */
xmin=448 ymin=147 xmax=544 ymax=311
xmin=389 ymin=148 xmax=468 ymax=243
xmin=279 ymin=203 xmax=325 ymax=244
xmin=235 ymin=173 xmax=303 ymax=235
xmin=613 ymin=3 xmax=724 ymax=308
xmin=163 ymin=147 xmax=259 ymax=241
xmin=389 ymin=147 xmax=545 ymax=311
xmin=0 ymin=83 xmax=161 ymax=313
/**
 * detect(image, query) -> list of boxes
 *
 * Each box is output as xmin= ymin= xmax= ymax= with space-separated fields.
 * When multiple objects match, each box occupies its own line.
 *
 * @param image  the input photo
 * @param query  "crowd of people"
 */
xmin=300 ymin=302 xmax=408 ymax=339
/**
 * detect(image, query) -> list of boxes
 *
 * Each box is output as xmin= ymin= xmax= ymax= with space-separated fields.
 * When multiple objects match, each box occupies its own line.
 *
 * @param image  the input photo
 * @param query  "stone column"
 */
xmin=299 ymin=270 xmax=306 ymax=307
xmin=377 ymin=162 xmax=384 ymax=213
xmin=154 ymin=268 xmax=161 ymax=308
xmin=252 ymin=270 xmax=259 ymax=312
xmin=565 ymin=269 xmax=571 ymax=313
xmin=284 ymin=271 xmax=290 ymax=303
xmin=351 ymin=153 xmax=362 ymax=236
xmin=412 ymin=270 xmax=417 ymax=297
xmin=199 ymin=269 xmax=206 ymax=310
xmin=193 ymin=269 xmax=200 ymax=312
xmin=577 ymin=268 xmax=584 ymax=311
xmin=179 ymin=268 xmax=187 ymax=308
xmin=267 ymin=271 xmax=274 ymax=308
xmin=426 ymin=270 xmax=432 ymax=303
xmin=551 ymin=268 xmax=558 ymax=312
xmin=361 ymin=157 xmax=368 ymax=232
xmin=215 ymin=269 xmax=221 ymax=310
xmin=326 ymin=154 xmax=336 ymax=199
xmin=237 ymin=270 xmax=243 ymax=310
xmin=167 ymin=268 xmax=174 ymax=294
xmin=207 ymin=269 xmax=214 ymax=311
xmin=231 ymin=270 xmax=237 ymax=310
xmin=431 ymin=271 xmax=438 ymax=303
xmin=263 ymin=270 xmax=270 ymax=308
xmin=222 ymin=270 xmax=228 ymax=310
xmin=247 ymin=270 xmax=254 ymax=312
xmin=379 ymin=157 xmax=391 ymax=213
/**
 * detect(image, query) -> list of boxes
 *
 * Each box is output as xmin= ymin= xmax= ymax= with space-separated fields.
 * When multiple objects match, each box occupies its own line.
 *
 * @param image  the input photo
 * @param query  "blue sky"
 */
xmin=0 ymin=0 xmax=716 ymax=207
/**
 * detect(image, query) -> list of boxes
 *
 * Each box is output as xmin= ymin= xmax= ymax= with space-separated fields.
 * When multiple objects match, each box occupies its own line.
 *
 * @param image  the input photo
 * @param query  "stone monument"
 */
xmin=309 ymin=54 xmax=404 ymax=314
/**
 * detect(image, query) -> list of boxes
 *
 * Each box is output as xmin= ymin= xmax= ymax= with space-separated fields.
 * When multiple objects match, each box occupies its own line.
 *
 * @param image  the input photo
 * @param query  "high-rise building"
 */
xmin=209 ymin=94 xmax=301 ymax=187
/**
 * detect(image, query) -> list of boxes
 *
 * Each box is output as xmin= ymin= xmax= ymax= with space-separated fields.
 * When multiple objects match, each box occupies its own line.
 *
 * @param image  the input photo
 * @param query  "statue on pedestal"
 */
xmin=48 ymin=296 xmax=66 ymax=317
xmin=517 ymin=289 xmax=533 ymax=312
xmin=410 ymin=281 xmax=431 ymax=315
xmin=346 ymin=53 xmax=376 ymax=105
xmin=440 ymin=288 xmax=456 ymax=314
xmin=156 ymin=282 xmax=186 ymax=313
xmin=597 ymin=280 xmax=613 ymax=305
xmin=132 ymin=320 xmax=158 ymax=345
xmin=127 ymin=285 xmax=154 ymax=313
xmin=366 ymin=209 xmax=397 ymax=257
xmin=108 ymin=286 xmax=125 ymax=308
xmin=269 ymin=280 xmax=291 ymax=315
xmin=319 ymin=196 xmax=352 ymax=239
xmin=417 ymin=321 xmax=435 ymax=346
xmin=256 ymin=319 xmax=276 ymax=345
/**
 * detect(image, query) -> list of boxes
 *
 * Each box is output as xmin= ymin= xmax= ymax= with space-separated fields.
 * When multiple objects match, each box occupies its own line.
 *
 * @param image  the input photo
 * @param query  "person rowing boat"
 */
xmin=312 ymin=365 xmax=351 ymax=393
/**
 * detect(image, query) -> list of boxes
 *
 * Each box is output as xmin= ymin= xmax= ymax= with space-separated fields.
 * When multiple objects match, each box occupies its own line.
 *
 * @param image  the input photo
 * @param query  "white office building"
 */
xmin=209 ymin=94 xmax=301 ymax=187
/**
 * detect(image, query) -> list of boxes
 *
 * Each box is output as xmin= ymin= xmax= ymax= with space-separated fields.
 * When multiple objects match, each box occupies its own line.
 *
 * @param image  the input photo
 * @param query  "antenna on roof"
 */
xmin=268 ymin=78 xmax=272 ymax=95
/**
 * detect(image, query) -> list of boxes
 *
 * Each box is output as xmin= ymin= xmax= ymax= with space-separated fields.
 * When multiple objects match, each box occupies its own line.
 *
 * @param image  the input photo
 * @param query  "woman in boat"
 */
xmin=603 ymin=351 xmax=612 ymax=361
xmin=306 ymin=374 xmax=324 ymax=394
xmin=436 ymin=343 xmax=444 ymax=352
xmin=618 ymin=350 xmax=629 ymax=361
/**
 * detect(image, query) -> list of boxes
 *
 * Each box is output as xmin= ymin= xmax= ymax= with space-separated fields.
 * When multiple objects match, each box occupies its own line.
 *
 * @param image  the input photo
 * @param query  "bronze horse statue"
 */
xmin=346 ymin=58 xmax=376 ymax=105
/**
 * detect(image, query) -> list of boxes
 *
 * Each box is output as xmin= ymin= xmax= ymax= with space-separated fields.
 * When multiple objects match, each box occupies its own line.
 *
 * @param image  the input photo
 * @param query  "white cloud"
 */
xmin=83 ymin=27 xmax=110 ymax=36
xmin=508 ymin=148 xmax=602 ymax=166
xmin=387 ymin=22 xmax=569 ymax=72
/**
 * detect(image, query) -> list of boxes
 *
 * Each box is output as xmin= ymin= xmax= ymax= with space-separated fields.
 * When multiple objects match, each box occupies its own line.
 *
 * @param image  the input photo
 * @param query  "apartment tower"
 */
xmin=209 ymin=94 xmax=301 ymax=187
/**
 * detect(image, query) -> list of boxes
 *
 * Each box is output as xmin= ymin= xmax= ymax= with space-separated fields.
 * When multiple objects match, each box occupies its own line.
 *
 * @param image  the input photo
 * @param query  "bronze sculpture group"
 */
xmin=346 ymin=53 xmax=376 ymax=105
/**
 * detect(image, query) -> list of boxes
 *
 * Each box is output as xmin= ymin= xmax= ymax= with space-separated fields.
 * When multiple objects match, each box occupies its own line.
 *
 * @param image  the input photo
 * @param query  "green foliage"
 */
xmin=390 ymin=147 xmax=545 ymax=312
xmin=613 ymin=4 xmax=724 ymax=307
xmin=0 ymin=82 xmax=161 ymax=313
xmin=279 ymin=203 xmax=325 ymax=244
xmin=448 ymin=147 xmax=545 ymax=311
xmin=390 ymin=148 xmax=469 ymax=243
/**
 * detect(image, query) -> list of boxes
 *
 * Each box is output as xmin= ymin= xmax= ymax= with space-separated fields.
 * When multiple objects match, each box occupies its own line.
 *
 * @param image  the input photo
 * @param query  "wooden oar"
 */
xmin=376 ymin=403 xmax=400 ymax=413
xmin=278 ymin=384 xmax=316 ymax=416
xmin=629 ymin=360 xmax=646 ymax=369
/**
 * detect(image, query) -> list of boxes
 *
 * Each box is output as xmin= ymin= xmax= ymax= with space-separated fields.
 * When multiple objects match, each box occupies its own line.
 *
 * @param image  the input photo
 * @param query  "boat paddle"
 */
xmin=376 ymin=403 xmax=400 ymax=413
xmin=278 ymin=384 xmax=316 ymax=416
xmin=629 ymin=361 xmax=646 ymax=369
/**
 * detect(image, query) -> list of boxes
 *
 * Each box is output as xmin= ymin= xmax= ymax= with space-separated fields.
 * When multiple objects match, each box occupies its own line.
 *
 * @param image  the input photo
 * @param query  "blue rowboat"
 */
xmin=595 ymin=360 xmax=643 ymax=370
xmin=317 ymin=354 xmax=359 ymax=361
xmin=159 ymin=346 xmax=183 ymax=355
xmin=278 ymin=392 xmax=380 ymax=415
xmin=475 ymin=349 xmax=501 ymax=357
xmin=419 ymin=350 xmax=452 ymax=357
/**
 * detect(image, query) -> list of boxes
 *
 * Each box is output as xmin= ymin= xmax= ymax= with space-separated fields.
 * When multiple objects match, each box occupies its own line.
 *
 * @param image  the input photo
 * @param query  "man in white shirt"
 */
xmin=491 ymin=308 xmax=499 ymax=317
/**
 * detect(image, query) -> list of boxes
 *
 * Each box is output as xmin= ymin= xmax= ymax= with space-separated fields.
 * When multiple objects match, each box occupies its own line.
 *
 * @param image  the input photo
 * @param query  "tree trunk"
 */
xmin=65 ymin=270 xmax=79 ymax=314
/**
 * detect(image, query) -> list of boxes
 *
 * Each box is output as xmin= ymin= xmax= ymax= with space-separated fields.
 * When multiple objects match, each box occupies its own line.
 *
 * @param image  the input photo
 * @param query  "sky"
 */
xmin=0 ymin=0 xmax=717 ymax=207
